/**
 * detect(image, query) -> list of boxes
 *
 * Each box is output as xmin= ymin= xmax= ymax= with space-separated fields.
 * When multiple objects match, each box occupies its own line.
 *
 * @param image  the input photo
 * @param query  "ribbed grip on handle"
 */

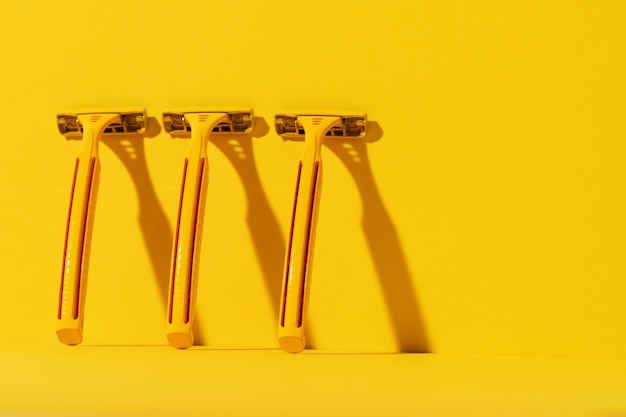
xmin=57 ymin=156 xmax=100 ymax=345
xmin=279 ymin=160 xmax=323 ymax=353
xmin=166 ymin=156 xmax=208 ymax=349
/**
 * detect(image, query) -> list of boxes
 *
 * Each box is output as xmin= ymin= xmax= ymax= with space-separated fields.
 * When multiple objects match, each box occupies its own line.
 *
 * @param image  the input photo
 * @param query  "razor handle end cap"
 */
xmin=279 ymin=336 xmax=305 ymax=353
xmin=56 ymin=328 xmax=83 ymax=346
xmin=167 ymin=332 xmax=194 ymax=349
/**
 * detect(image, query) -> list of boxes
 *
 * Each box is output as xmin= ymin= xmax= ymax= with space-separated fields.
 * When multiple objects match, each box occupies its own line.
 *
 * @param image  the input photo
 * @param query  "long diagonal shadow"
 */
xmin=103 ymin=118 xmax=207 ymax=345
xmin=324 ymin=122 xmax=430 ymax=353
xmin=208 ymin=118 xmax=290 ymax=345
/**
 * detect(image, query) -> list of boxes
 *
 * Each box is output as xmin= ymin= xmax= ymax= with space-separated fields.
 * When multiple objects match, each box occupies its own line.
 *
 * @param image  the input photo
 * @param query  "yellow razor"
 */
xmin=56 ymin=108 xmax=147 ymax=345
xmin=163 ymin=107 xmax=254 ymax=349
xmin=275 ymin=110 xmax=367 ymax=353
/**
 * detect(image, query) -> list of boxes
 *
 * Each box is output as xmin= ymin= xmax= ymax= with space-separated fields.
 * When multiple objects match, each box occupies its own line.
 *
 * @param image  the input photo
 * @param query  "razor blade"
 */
xmin=276 ymin=110 xmax=367 ymax=353
xmin=57 ymin=108 xmax=147 ymax=138
xmin=164 ymin=107 xmax=255 ymax=349
xmin=56 ymin=108 xmax=147 ymax=346
xmin=163 ymin=107 xmax=254 ymax=135
xmin=275 ymin=111 xmax=367 ymax=138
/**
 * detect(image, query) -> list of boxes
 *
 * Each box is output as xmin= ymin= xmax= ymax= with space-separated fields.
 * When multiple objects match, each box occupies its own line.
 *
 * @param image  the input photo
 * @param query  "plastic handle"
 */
xmin=166 ymin=113 xmax=229 ymax=349
xmin=278 ymin=116 xmax=341 ymax=353
xmin=57 ymin=113 xmax=120 ymax=345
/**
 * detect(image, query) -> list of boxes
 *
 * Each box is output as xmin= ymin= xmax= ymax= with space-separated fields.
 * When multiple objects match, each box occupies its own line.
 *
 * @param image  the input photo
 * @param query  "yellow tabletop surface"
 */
xmin=0 ymin=340 xmax=625 ymax=417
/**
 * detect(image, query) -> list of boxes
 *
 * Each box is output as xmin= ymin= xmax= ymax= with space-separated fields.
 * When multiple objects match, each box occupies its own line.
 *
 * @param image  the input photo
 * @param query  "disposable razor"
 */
xmin=163 ymin=107 xmax=254 ymax=349
xmin=56 ymin=108 xmax=147 ymax=345
xmin=275 ymin=111 xmax=367 ymax=353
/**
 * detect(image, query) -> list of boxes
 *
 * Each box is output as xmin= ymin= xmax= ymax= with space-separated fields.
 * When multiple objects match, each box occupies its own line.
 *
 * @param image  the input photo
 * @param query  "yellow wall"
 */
xmin=1 ymin=0 xmax=626 ymax=358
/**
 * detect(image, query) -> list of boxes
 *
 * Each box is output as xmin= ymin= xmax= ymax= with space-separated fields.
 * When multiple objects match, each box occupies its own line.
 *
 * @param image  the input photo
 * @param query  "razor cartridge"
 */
xmin=56 ymin=109 xmax=147 ymax=345
xmin=275 ymin=111 xmax=367 ymax=353
xmin=164 ymin=107 xmax=254 ymax=349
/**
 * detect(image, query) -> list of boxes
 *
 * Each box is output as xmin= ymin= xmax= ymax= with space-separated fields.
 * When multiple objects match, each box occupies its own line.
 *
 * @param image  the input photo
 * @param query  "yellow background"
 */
xmin=1 ymin=0 xmax=626 ymax=415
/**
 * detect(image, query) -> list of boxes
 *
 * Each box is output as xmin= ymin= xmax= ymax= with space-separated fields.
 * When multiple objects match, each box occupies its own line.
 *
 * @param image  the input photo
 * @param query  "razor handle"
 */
xmin=278 ymin=116 xmax=341 ymax=353
xmin=166 ymin=113 xmax=229 ymax=349
xmin=57 ymin=114 xmax=118 ymax=345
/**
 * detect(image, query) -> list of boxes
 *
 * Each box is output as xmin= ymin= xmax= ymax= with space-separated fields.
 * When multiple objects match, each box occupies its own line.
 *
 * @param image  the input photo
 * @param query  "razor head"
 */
xmin=162 ymin=107 xmax=254 ymax=134
xmin=57 ymin=109 xmax=147 ymax=138
xmin=275 ymin=111 xmax=367 ymax=138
